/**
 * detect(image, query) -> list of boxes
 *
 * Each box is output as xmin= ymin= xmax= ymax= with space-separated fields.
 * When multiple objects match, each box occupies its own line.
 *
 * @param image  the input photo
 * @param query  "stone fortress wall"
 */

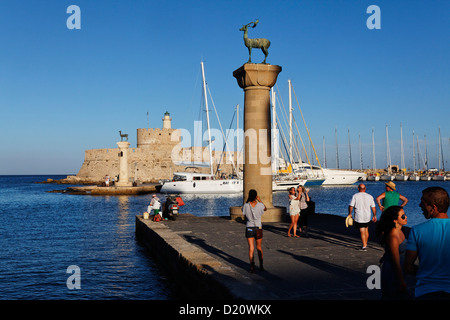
xmin=75 ymin=112 xmax=240 ymax=183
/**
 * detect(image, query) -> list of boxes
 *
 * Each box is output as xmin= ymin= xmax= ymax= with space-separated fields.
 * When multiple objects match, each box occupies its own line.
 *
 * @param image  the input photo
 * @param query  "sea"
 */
xmin=0 ymin=175 xmax=447 ymax=300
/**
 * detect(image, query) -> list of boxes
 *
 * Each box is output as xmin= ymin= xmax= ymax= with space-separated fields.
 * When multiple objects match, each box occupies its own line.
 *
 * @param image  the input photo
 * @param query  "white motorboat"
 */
xmin=420 ymin=175 xmax=431 ymax=181
xmin=321 ymin=167 xmax=366 ymax=185
xmin=293 ymin=163 xmax=366 ymax=185
xmin=408 ymin=174 xmax=420 ymax=181
xmin=272 ymin=175 xmax=307 ymax=191
xmin=160 ymin=172 xmax=242 ymax=194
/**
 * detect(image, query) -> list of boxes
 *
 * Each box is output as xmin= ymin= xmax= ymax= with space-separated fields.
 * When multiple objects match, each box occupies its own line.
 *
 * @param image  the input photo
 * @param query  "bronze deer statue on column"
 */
xmin=239 ymin=19 xmax=271 ymax=64
xmin=119 ymin=130 xmax=128 ymax=142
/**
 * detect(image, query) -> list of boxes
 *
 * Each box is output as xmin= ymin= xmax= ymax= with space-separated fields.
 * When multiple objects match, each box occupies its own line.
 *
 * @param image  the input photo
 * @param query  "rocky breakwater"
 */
xmin=42 ymin=175 xmax=159 ymax=195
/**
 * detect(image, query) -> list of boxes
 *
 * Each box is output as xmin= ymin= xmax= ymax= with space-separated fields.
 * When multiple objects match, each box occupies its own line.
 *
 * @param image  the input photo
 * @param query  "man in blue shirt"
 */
xmin=405 ymin=187 xmax=450 ymax=299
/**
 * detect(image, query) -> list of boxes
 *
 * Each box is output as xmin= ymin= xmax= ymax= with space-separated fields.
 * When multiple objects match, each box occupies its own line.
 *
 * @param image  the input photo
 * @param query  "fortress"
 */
xmin=69 ymin=112 xmax=239 ymax=184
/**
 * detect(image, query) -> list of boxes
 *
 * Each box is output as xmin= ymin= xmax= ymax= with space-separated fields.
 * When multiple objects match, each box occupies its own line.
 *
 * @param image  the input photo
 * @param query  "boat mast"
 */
xmin=424 ymin=135 xmax=428 ymax=171
xmin=236 ymin=104 xmax=240 ymax=172
xmin=372 ymin=128 xmax=376 ymax=171
xmin=412 ymin=129 xmax=416 ymax=173
xmin=386 ymin=124 xmax=392 ymax=174
xmin=439 ymin=126 xmax=444 ymax=172
xmin=400 ymin=123 xmax=405 ymax=173
xmin=288 ymin=79 xmax=293 ymax=164
xmin=335 ymin=127 xmax=339 ymax=169
xmin=200 ymin=61 xmax=214 ymax=176
xmin=271 ymin=89 xmax=278 ymax=174
xmin=348 ymin=128 xmax=352 ymax=170
xmin=359 ymin=132 xmax=363 ymax=170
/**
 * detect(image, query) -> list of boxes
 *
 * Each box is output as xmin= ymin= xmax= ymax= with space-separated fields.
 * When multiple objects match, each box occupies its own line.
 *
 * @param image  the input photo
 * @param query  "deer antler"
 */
xmin=245 ymin=19 xmax=259 ymax=28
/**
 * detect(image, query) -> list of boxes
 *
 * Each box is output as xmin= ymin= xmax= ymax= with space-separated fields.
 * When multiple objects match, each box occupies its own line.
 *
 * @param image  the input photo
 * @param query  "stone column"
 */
xmin=116 ymin=141 xmax=132 ymax=187
xmin=230 ymin=64 xmax=286 ymax=222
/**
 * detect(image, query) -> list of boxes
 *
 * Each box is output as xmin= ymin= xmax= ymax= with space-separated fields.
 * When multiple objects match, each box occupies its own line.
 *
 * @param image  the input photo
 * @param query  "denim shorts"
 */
xmin=246 ymin=227 xmax=263 ymax=239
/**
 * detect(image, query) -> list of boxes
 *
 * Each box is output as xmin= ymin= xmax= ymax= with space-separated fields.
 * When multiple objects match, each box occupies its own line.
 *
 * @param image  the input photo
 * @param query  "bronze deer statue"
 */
xmin=239 ymin=20 xmax=271 ymax=64
xmin=119 ymin=130 xmax=128 ymax=142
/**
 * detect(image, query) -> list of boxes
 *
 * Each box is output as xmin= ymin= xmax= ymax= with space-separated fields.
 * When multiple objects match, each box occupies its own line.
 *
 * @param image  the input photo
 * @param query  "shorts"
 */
xmin=353 ymin=221 xmax=370 ymax=228
xmin=246 ymin=227 xmax=263 ymax=239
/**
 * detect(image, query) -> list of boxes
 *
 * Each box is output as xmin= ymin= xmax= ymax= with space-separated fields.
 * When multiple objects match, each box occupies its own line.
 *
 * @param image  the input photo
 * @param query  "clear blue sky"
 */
xmin=0 ymin=0 xmax=448 ymax=174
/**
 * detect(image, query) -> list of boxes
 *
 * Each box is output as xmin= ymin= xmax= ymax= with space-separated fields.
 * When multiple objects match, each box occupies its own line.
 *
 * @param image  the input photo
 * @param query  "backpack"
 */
xmin=152 ymin=214 xmax=163 ymax=222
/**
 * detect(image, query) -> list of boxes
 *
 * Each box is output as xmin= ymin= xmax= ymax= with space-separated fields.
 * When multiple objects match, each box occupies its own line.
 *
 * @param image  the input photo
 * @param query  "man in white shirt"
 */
xmin=348 ymin=184 xmax=377 ymax=251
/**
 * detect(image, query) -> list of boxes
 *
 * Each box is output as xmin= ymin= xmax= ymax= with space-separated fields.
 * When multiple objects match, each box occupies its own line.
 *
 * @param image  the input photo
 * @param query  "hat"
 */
xmin=385 ymin=181 xmax=396 ymax=190
xmin=345 ymin=216 xmax=353 ymax=228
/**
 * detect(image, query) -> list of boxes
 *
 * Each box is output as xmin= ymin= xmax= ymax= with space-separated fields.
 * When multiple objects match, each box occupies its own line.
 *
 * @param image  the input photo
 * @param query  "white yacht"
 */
xmin=160 ymin=172 xmax=242 ymax=194
xmin=294 ymin=163 xmax=366 ymax=185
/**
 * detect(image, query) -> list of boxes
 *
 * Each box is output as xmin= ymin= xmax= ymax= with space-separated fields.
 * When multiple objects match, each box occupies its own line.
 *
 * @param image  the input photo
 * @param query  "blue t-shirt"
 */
xmin=406 ymin=218 xmax=450 ymax=297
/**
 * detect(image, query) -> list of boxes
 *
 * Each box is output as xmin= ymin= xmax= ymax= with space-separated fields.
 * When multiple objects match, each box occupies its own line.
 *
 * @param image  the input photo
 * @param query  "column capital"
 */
xmin=233 ymin=63 xmax=282 ymax=90
xmin=117 ymin=141 xmax=130 ymax=149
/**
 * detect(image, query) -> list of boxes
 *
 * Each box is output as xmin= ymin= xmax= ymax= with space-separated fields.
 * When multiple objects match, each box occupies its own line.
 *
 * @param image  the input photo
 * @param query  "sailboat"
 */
xmin=395 ymin=123 xmax=408 ymax=181
xmin=432 ymin=127 xmax=445 ymax=181
xmin=420 ymin=135 xmax=431 ymax=181
xmin=271 ymin=80 xmax=325 ymax=191
xmin=380 ymin=124 xmax=395 ymax=181
xmin=367 ymin=128 xmax=380 ymax=181
xmin=160 ymin=62 xmax=243 ymax=194
xmin=272 ymin=81 xmax=364 ymax=188
xmin=409 ymin=130 xmax=420 ymax=181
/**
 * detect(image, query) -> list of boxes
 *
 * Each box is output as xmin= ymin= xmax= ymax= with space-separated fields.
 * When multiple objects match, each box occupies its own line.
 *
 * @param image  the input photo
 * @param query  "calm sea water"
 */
xmin=0 ymin=175 xmax=447 ymax=299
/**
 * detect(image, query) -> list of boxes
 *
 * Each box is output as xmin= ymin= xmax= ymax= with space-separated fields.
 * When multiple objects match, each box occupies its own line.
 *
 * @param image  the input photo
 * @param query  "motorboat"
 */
xmin=160 ymin=172 xmax=242 ymax=194
xmin=293 ymin=162 xmax=366 ymax=185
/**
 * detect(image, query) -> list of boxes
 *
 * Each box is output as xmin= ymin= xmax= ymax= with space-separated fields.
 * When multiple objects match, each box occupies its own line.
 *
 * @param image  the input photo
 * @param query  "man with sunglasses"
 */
xmin=405 ymin=187 xmax=450 ymax=299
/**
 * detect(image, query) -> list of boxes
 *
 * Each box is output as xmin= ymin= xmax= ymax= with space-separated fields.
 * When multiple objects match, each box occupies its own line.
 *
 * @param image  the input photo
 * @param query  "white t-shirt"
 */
xmin=349 ymin=192 xmax=375 ymax=223
xmin=242 ymin=202 xmax=265 ymax=228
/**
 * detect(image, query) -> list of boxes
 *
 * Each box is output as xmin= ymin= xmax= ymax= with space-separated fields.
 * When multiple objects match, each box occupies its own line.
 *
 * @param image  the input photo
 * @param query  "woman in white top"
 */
xmin=288 ymin=187 xmax=301 ymax=237
xmin=298 ymin=185 xmax=310 ymax=236
xmin=242 ymin=189 xmax=267 ymax=273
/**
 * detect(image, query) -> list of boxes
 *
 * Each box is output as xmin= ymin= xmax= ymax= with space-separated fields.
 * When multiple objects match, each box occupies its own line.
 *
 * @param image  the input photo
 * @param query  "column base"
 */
xmin=229 ymin=206 xmax=287 ymax=222
xmin=115 ymin=181 xmax=133 ymax=187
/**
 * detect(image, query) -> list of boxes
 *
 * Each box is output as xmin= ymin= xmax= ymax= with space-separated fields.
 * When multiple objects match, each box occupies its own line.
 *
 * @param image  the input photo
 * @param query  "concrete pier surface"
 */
xmin=136 ymin=212 xmax=415 ymax=300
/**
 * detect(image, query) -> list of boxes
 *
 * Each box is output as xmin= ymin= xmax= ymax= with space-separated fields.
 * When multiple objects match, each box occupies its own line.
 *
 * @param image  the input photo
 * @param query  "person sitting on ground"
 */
xmin=147 ymin=194 xmax=161 ymax=217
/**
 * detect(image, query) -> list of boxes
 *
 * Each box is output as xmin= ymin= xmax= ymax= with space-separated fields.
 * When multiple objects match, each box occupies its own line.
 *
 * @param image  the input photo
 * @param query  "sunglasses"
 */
xmin=400 ymin=214 xmax=406 ymax=220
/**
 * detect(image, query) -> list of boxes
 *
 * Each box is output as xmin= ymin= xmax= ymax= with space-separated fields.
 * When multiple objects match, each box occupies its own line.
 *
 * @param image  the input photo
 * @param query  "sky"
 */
xmin=0 ymin=0 xmax=448 ymax=175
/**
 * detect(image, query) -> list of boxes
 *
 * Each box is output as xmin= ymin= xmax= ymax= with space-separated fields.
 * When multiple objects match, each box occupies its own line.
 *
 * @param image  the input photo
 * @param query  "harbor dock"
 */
xmin=63 ymin=184 xmax=159 ymax=195
xmin=135 ymin=213 xmax=410 ymax=300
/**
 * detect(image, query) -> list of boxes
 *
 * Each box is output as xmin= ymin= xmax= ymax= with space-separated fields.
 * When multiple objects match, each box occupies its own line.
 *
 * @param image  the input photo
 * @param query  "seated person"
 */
xmin=147 ymin=194 xmax=161 ymax=216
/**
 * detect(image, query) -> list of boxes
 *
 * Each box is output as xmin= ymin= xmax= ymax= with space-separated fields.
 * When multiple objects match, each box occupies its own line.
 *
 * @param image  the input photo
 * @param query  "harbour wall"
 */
xmin=135 ymin=216 xmax=243 ymax=299
xmin=75 ymin=128 xmax=240 ymax=183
